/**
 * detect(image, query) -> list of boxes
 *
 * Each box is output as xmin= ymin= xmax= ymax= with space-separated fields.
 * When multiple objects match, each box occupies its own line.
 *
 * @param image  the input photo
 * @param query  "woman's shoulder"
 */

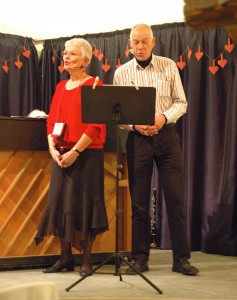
xmin=53 ymin=80 xmax=68 ymax=94
xmin=57 ymin=79 xmax=68 ymax=88
xmin=84 ymin=76 xmax=103 ymax=86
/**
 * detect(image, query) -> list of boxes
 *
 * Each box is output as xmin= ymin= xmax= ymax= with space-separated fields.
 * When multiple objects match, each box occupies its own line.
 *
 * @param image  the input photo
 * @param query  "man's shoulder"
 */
xmin=152 ymin=55 xmax=176 ymax=66
xmin=115 ymin=58 xmax=135 ymax=72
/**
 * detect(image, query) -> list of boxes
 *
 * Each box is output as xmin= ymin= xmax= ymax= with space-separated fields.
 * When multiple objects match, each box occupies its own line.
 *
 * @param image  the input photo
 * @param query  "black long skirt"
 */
xmin=34 ymin=148 xmax=109 ymax=251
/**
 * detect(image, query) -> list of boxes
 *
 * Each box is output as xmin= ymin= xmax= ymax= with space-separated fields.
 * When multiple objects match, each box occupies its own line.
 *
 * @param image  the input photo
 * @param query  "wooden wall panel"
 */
xmin=0 ymin=151 xmax=131 ymax=261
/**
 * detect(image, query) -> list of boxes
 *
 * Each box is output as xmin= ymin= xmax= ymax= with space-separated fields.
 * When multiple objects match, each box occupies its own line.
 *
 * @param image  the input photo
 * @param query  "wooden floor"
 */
xmin=0 ymin=250 xmax=236 ymax=300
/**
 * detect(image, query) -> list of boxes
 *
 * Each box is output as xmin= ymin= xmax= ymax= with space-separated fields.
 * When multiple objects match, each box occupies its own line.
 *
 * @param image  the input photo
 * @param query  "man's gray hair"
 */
xmin=130 ymin=24 xmax=154 ymax=40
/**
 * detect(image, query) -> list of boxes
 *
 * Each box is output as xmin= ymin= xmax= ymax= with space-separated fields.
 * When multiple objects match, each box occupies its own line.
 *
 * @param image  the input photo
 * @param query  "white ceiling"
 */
xmin=0 ymin=0 xmax=185 ymax=40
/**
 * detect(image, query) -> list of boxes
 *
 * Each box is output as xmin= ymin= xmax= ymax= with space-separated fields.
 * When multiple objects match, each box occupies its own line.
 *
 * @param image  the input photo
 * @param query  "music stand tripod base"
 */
xmin=65 ymin=85 xmax=163 ymax=294
xmin=65 ymin=252 xmax=163 ymax=294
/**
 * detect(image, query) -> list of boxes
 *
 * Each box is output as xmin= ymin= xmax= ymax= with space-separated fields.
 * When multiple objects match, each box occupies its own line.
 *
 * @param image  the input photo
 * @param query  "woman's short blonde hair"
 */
xmin=65 ymin=38 xmax=92 ymax=64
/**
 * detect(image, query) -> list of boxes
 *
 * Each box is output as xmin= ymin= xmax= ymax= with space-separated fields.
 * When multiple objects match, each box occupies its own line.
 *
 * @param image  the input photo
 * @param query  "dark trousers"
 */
xmin=126 ymin=124 xmax=190 ymax=262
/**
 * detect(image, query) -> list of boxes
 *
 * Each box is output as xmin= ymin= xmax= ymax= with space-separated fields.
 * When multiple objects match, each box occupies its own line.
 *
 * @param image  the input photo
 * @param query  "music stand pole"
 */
xmin=114 ymin=103 xmax=123 ymax=279
xmin=65 ymin=85 xmax=163 ymax=294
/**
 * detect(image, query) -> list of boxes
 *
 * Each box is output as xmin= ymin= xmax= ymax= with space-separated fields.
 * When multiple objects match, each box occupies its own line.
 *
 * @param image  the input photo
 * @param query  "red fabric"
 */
xmin=47 ymin=78 xmax=106 ymax=149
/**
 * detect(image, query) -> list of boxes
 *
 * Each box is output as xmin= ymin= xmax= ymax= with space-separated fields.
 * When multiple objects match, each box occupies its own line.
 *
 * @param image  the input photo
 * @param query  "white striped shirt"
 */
xmin=113 ymin=55 xmax=187 ymax=124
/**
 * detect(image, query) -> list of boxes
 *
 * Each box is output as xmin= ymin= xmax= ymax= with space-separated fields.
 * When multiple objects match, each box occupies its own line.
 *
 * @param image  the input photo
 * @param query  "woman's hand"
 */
xmin=59 ymin=150 xmax=79 ymax=168
xmin=49 ymin=148 xmax=63 ymax=166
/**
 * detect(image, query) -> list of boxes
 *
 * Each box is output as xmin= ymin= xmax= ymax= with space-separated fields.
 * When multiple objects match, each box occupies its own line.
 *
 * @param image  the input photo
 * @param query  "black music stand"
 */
xmin=65 ymin=85 xmax=163 ymax=294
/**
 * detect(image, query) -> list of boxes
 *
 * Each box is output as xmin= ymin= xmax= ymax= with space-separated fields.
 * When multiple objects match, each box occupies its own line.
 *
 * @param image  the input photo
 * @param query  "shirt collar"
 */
xmin=135 ymin=54 xmax=153 ymax=69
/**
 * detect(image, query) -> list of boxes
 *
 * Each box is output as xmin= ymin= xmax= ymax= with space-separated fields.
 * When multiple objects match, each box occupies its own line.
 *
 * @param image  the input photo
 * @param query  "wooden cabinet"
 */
xmin=0 ymin=117 xmax=131 ymax=268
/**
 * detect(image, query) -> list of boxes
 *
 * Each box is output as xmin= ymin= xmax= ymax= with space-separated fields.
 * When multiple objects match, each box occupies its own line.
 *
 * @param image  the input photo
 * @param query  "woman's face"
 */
xmin=62 ymin=45 xmax=86 ymax=71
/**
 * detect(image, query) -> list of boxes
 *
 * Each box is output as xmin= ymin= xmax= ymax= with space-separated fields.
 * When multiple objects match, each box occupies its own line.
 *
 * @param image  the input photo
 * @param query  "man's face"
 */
xmin=130 ymin=26 xmax=155 ymax=61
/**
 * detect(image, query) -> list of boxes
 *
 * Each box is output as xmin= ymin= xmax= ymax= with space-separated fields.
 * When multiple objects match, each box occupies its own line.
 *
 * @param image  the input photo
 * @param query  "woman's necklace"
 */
xmin=67 ymin=75 xmax=90 ymax=90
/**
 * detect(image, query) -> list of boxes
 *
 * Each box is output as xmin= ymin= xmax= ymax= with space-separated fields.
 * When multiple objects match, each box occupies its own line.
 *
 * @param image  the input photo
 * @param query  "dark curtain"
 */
xmin=149 ymin=23 xmax=237 ymax=256
xmin=0 ymin=33 xmax=40 ymax=116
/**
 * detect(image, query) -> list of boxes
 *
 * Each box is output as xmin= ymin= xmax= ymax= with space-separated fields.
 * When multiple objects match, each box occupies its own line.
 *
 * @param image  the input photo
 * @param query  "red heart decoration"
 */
xmin=15 ymin=61 xmax=23 ymax=69
xmin=116 ymin=59 xmax=122 ymax=69
xmin=209 ymin=65 xmax=219 ymax=75
xmin=98 ymin=52 xmax=104 ymax=61
xmin=177 ymin=55 xmax=186 ymax=70
xmin=217 ymin=58 xmax=227 ymax=68
xmin=102 ymin=59 xmax=110 ymax=72
xmin=125 ymin=45 xmax=130 ymax=57
xmin=177 ymin=61 xmax=186 ymax=70
xmin=93 ymin=49 xmax=99 ymax=57
xmin=225 ymin=43 xmax=234 ymax=53
xmin=2 ymin=65 xmax=9 ymax=73
xmin=102 ymin=64 xmax=110 ymax=72
xmin=22 ymin=50 xmax=30 ymax=58
xmin=188 ymin=47 xmax=192 ymax=60
xmin=58 ymin=65 xmax=64 ymax=73
xmin=93 ymin=48 xmax=99 ymax=57
xmin=125 ymin=49 xmax=130 ymax=57
xmin=195 ymin=50 xmax=204 ymax=61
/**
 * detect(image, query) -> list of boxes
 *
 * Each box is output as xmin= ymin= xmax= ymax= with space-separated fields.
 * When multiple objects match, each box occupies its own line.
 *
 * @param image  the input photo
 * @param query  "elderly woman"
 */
xmin=34 ymin=38 xmax=108 ymax=277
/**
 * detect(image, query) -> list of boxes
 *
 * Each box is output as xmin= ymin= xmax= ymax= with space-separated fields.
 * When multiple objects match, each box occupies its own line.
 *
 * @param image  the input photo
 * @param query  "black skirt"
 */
xmin=34 ymin=148 xmax=109 ymax=251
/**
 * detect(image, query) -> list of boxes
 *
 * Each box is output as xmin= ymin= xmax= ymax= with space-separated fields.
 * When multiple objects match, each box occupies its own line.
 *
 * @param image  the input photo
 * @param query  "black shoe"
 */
xmin=42 ymin=258 xmax=75 ymax=273
xmin=79 ymin=264 xmax=93 ymax=277
xmin=172 ymin=258 xmax=199 ymax=275
xmin=126 ymin=259 xmax=149 ymax=275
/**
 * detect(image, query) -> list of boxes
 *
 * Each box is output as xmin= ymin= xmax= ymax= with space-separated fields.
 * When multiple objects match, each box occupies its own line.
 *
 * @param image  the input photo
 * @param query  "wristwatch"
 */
xmin=73 ymin=147 xmax=81 ymax=155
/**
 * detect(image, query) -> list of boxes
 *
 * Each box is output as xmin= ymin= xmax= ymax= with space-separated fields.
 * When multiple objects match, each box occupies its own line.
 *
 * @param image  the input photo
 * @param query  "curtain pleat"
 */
xmin=0 ymin=32 xmax=40 ymax=116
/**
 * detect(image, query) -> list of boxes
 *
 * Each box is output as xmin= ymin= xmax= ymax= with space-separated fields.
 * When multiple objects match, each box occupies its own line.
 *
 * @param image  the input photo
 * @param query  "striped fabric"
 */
xmin=113 ymin=55 xmax=188 ymax=124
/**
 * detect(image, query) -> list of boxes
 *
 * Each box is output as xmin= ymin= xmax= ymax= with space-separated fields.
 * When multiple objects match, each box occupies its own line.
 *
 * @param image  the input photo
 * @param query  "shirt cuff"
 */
xmin=119 ymin=124 xmax=134 ymax=131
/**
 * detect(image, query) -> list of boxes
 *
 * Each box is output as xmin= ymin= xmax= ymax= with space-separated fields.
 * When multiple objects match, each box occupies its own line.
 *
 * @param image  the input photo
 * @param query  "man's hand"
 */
xmin=154 ymin=114 xmax=167 ymax=131
xmin=133 ymin=125 xmax=150 ymax=135
xmin=135 ymin=114 xmax=167 ymax=136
